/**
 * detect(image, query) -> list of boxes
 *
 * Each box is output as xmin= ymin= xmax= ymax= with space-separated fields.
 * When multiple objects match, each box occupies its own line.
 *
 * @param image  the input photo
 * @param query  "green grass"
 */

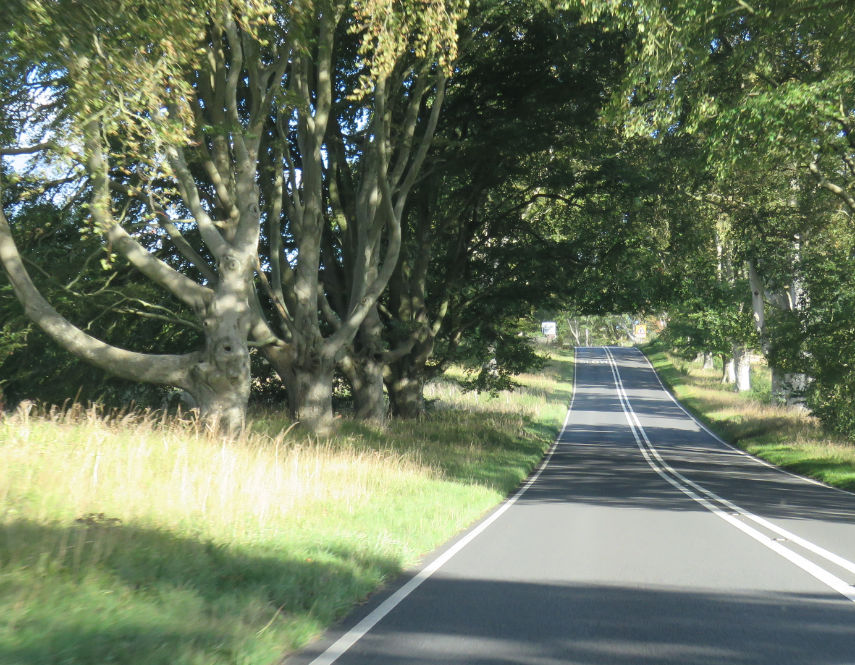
xmin=0 ymin=351 xmax=573 ymax=665
xmin=643 ymin=341 xmax=855 ymax=492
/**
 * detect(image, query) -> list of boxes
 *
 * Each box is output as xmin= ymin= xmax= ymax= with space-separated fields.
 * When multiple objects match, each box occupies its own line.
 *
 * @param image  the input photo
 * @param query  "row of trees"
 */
xmin=621 ymin=0 xmax=855 ymax=436
xmin=5 ymin=0 xmax=855 ymax=441
xmin=1 ymin=1 xmax=682 ymax=432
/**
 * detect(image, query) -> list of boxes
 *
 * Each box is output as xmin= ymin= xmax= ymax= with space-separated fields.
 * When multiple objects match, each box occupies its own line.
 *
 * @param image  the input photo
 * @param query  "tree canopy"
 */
xmin=4 ymin=0 xmax=855 ymax=438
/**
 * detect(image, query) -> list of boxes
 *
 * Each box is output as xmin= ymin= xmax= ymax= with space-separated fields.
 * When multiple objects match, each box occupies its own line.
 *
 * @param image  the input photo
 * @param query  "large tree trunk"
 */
xmin=338 ymin=306 xmax=388 ymax=422
xmin=262 ymin=342 xmax=336 ymax=436
xmin=386 ymin=367 xmax=426 ymax=419
xmin=185 ymin=253 xmax=254 ymax=431
xmin=384 ymin=335 xmax=434 ymax=418
xmin=772 ymin=369 xmax=810 ymax=409
xmin=733 ymin=345 xmax=751 ymax=392
xmin=286 ymin=362 xmax=336 ymax=436
xmin=342 ymin=354 xmax=387 ymax=422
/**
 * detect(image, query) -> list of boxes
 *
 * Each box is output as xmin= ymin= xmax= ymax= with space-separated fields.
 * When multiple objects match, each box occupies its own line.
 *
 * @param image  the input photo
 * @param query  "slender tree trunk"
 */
xmin=567 ymin=318 xmax=581 ymax=346
xmin=702 ymin=352 xmax=715 ymax=370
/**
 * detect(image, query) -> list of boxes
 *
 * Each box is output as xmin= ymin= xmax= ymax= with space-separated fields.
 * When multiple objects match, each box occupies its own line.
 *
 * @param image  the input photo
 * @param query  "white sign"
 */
xmin=541 ymin=321 xmax=557 ymax=338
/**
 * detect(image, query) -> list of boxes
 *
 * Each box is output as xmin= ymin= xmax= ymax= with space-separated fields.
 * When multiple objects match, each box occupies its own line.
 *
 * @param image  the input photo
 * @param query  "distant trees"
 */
xmin=611 ymin=0 xmax=855 ymax=434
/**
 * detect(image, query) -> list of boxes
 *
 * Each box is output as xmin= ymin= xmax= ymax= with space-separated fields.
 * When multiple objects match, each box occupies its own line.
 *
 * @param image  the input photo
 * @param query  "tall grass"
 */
xmin=645 ymin=344 xmax=855 ymax=492
xmin=0 ymin=351 xmax=573 ymax=665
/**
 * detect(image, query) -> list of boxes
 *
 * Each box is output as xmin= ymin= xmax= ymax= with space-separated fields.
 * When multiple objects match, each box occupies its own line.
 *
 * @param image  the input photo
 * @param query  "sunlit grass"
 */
xmin=0 ymin=351 xmax=573 ymax=665
xmin=645 ymin=344 xmax=855 ymax=492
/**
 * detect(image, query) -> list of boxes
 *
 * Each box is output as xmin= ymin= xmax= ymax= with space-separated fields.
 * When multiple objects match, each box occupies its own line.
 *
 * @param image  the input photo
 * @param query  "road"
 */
xmin=285 ymin=346 xmax=855 ymax=665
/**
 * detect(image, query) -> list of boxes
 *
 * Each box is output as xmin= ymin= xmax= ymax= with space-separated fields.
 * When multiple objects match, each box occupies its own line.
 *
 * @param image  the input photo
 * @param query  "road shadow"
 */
xmin=557 ymin=350 xmax=855 ymax=526
xmin=288 ymin=576 xmax=855 ymax=665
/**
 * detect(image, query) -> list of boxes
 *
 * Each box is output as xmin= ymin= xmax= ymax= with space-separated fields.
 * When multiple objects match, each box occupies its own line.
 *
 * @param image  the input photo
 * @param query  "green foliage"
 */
xmin=390 ymin=4 xmax=691 ymax=390
xmin=767 ymin=220 xmax=855 ymax=440
xmin=0 ymin=183 xmax=200 ymax=408
xmin=661 ymin=280 xmax=756 ymax=360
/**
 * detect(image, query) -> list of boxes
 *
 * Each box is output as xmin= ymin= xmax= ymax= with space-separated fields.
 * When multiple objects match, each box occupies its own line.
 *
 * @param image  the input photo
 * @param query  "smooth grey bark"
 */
xmin=747 ymin=259 xmax=809 ymax=406
xmin=733 ymin=345 xmax=751 ymax=392
xmin=338 ymin=306 xmax=388 ymax=422
xmin=266 ymin=53 xmax=448 ymax=428
xmin=1 ymin=185 xmax=251 ymax=432
xmin=722 ymin=356 xmax=736 ymax=385
xmin=4 ymin=3 xmax=455 ymax=434
xmin=0 ymin=8 xmax=278 ymax=431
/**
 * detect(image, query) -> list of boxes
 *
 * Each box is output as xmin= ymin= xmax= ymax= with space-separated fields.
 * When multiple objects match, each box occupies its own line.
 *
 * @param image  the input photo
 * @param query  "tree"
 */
xmin=0 ymin=0 xmax=465 ymax=432
xmin=0 ymin=183 xmax=200 ymax=408
xmin=374 ymin=4 xmax=639 ymax=416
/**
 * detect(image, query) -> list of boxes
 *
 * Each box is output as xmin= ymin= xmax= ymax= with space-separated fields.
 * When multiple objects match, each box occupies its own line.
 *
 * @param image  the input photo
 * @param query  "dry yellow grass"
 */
xmin=0 ymin=351 xmax=574 ymax=665
xmin=650 ymin=348 xmax=855 ymax=491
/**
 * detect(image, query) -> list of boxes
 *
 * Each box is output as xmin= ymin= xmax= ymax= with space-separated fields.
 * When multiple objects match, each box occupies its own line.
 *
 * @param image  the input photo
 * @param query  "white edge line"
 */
xmin=634 ymin=346 xmax=853 ymax=496
xmin=612 ymin=349 xmax=855 ymax=577
xmin=603 ymin=347 xmax=855 ymax=604
xmin=306 ymin=350 xmax=579 ymax=665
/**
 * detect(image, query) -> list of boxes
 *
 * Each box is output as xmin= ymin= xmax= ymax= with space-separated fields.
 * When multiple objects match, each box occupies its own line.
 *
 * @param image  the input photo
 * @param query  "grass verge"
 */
xmin=643 ymin=342 xmax=855 ymax=492
xmin=0 ymin=350 xmax=573 ymax=665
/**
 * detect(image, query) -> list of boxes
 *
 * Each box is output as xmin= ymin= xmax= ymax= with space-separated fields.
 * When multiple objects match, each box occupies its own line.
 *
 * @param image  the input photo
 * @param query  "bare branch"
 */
xmin=809 ymin=156 xmax=855 ymax=214
xmin=83 ymin=121 xmax=214 ymax=312
xmin=165 ymin=145 xmax=230 ymax=259
xmin=0 ymin=142 xmax=53 ymax=156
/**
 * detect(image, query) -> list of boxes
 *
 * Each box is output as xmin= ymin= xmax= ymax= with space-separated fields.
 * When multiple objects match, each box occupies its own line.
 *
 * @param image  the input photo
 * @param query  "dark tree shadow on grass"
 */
xmin=0 ymin=519 xmax=401 ymax=665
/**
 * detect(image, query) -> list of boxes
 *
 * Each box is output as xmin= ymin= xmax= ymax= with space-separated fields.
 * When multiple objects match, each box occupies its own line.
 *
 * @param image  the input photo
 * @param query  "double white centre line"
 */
xmin=602 ymin=346 xmax=855 ymax=604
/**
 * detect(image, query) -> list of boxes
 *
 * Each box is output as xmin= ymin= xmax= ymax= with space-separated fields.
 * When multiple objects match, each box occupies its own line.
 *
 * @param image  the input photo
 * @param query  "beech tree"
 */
xmin=0 ymin=0 xmax=464 ymax=432
xmin=369 ymin=5 xmax=640 ymax=416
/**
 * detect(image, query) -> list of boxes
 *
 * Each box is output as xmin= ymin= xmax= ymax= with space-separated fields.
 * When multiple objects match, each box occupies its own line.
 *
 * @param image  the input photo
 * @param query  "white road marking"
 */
xmin=304 ymin=357 xmax=580 ymax=665
xmin=602 ymin=346 xmax=855 ymax=604
xmin=636 ymin=347 xmax=854 ymax=496
xmin=628 ymin=348 xmax=855 ymax=574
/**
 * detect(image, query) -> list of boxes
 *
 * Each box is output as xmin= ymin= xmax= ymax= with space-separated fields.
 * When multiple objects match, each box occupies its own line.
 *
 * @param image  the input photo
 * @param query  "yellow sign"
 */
xmin=634 ymin=324 xmax=647 ymax=339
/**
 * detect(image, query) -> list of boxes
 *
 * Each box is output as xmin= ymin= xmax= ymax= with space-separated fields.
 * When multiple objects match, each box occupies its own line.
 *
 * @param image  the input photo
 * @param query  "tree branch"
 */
xmin=0 ymin=188 xmax=200 ymax=389
xmin=809 ymin=156 xmax=855 ymax=214
xmin=0 ymin=142 xmax=53 ymax=156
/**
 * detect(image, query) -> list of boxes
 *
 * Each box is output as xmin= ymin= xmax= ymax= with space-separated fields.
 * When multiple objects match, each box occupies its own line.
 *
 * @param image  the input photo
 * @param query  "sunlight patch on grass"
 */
xmin=0 ymin=351 xmax=573 ymax=665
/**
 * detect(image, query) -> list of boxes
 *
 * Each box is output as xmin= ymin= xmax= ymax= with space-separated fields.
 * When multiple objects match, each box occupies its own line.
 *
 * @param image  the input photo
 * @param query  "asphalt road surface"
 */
xmin=285 ymin=346 xmax=855 ymax=665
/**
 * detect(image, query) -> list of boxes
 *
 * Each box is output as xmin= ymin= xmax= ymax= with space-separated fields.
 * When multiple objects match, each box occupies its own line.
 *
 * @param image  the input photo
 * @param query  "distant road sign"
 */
xmin=541 ymin=321 xmax=557 ymax=338
xmin=634 ymin=324 xmax=647 ymax=339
